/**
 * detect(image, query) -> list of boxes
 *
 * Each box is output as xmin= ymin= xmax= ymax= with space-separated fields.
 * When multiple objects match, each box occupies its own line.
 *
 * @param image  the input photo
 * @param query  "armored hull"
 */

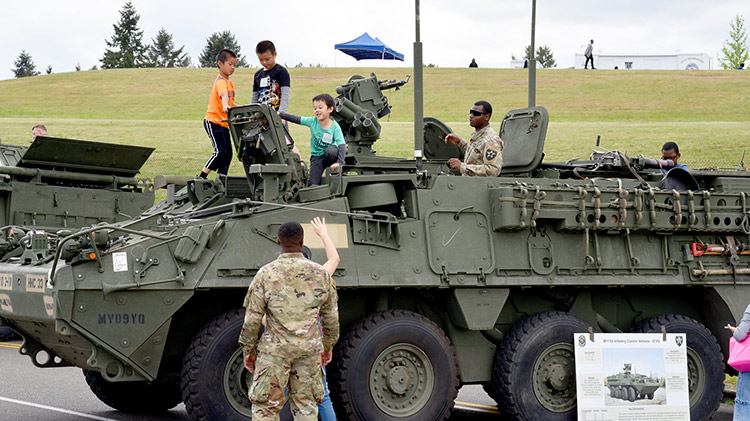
xmin=606 ymin=364 xmax=663 ymax=402
xmin=0 ymin=74 xmax=746 ymax=421
xmin=0 ymin=136 xmax=154 ymax=341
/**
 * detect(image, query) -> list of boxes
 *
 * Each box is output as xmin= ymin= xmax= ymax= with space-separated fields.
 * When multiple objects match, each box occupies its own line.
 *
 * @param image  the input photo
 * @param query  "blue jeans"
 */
xmin=319 ymin=367 xmax=336 ymax=421
xmin=736 ymin=371 xmax=750 ymax=421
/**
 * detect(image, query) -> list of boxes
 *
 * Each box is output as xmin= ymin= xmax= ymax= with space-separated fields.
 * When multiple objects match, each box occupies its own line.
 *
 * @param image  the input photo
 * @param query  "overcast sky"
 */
xmin=1 ymin=0 xmax=748 ymax=80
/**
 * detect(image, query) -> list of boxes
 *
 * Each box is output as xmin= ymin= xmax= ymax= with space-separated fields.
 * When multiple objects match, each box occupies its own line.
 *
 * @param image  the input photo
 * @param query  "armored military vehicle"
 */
xmin=0 ymin=136 xmax=154 ymax=342
xmin=606 ymin=363 xmax=663 ymax=402
xmin=0 ymin=72 xmax=746 ymax=421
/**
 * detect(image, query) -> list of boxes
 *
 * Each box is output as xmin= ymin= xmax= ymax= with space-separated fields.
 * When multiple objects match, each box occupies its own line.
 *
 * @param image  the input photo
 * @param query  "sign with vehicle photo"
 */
xmin=574 ymin=332 xmax=689 ymax=421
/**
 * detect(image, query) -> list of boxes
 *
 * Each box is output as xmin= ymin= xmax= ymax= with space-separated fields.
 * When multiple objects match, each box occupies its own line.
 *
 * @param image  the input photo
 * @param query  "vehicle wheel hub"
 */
xmin=686 ymin=347 xmax=705 ymax=407
xmin=546 ymin=362 xmax=570 ymax=391
xmin=532 ymin=343 xmax=576 ymax=413
xmin=369 ymin=343 xmax=434 ymax=417
xmin=223 ymin=347 xmax=253 ymax=416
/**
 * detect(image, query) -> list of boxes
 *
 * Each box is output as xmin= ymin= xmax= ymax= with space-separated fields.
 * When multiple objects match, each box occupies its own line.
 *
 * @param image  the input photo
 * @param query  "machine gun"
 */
xmin=331 ymin=73 xmax=410 ymax=156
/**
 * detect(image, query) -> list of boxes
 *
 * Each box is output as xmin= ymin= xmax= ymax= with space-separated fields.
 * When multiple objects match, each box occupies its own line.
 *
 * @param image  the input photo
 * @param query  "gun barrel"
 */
xmin=642 ymin=158 xmax=676 ymax=170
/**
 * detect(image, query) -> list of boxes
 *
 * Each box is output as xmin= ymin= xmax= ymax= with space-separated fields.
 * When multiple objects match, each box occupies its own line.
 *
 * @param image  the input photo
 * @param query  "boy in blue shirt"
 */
xmin=279 ymin=94 xmax=346 ymax=186
xmin=661 ymin=141 xmax=689 ymax=172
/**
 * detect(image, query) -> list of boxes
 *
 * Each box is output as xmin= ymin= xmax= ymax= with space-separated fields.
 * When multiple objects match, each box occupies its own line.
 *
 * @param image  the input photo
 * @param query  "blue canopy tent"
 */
xmin=334 ymin=33 xmax=404 ymax=61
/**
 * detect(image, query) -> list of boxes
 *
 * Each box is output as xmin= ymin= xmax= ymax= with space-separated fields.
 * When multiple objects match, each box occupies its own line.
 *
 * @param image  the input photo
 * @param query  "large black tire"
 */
xmin=83 ymin=369 xmax=181 ymax=412
xmin=181 ymin=308 xmax=255 ymax=421
xmin=492 ymin=311 xmax=591 ymax=421
xmin=329 ymin=309 xmax=459 ymax=420
xmin=627 ymin=386 xmax=635 ymax=402
xmin=631 ymin=315 xmax=723 ymax=421
xmin=647 ymin=392 xmax=654 ymax=400
xmin=0 ymin=326 xmax=18 ymax=341
xmin=482 ymin=382 xmax=500 ymax=405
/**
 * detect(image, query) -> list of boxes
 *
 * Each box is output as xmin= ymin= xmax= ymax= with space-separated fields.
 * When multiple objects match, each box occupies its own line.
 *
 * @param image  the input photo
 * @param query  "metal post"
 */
xmin=528 ymin=0 xmax=536 ymax=107
xmin=414 ymin=0 xmax=424 ymax=170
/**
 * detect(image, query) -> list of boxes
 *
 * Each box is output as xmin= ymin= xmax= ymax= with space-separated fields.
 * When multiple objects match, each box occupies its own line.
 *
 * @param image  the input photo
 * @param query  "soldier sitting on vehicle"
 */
xmin=444 ymin=100 xmax=503 ymax=176
xmin=31 ymin=124 xmax=47 ymax=139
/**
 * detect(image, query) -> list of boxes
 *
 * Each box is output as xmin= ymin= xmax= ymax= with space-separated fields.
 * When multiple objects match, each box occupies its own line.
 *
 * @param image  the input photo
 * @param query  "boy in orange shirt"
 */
xmin=199 ymin=49 xmax=237 ymax=178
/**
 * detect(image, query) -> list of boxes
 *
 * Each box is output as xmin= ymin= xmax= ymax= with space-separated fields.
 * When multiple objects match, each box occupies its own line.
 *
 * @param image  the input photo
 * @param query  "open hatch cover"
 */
xmin=18 ymin=136 xmax=154 ymax=177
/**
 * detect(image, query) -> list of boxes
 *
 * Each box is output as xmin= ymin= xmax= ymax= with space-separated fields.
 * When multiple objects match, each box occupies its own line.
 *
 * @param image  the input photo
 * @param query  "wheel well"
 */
xmin=337 ymin=288 xmax=450 ymax=334
xmin=159 ymin=289 xmax=246 ymax=377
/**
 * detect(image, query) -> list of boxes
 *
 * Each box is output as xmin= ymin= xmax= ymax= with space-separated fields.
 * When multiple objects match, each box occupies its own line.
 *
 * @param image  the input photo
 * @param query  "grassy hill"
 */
xmin=0 ymin=67 xmax=748 ymax=179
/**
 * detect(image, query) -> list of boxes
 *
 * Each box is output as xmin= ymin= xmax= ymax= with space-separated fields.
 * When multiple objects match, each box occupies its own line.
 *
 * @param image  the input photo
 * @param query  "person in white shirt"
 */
xmin=584 ymin=39 xmax=595 ymax=69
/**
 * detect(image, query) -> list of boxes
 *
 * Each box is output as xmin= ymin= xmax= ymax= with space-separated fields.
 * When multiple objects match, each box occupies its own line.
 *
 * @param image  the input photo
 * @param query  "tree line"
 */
xmin=10 ymin=3 xmax=749 ymax=78
xmin=12 ymin=2 xmax=248 ymax=78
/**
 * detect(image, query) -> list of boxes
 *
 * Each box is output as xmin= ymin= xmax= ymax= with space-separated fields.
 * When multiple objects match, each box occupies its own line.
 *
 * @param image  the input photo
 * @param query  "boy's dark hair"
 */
xmin=256 ymin=40 xmax=276 ymax=55
xmin=313 ymin=93 xmax=335 ymax=108
xmin=662 ymin=141 xmax=680 ymax=154
xmin=32 ymin=124 xmax=47 ymax=132
xmin=474 ymin=100 xmax=493 ymax=117
xmin=278 ymin=221 xmax=303 ymax=244
xmin=216 ymin=49 xmax=237 ymax=64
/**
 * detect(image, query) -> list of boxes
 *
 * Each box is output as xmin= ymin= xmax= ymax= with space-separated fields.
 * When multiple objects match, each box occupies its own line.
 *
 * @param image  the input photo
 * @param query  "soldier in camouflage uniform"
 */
xmin=445 ymin=100 xmax=503 ymax=176
xmin=239 ymin=221 xmax=339 ymax=420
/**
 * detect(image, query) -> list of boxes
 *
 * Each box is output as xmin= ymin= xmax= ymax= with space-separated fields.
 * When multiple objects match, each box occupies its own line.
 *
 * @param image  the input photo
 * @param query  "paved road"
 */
xmin=0 ymin=340 xmax=733 ymax=420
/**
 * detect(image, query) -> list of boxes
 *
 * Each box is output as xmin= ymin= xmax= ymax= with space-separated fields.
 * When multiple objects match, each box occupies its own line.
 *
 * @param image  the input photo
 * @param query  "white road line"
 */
xmin=454 ymin=403 xmax=500 ymax=414
xmin=0 ymin=395 xmax=118 ymax=421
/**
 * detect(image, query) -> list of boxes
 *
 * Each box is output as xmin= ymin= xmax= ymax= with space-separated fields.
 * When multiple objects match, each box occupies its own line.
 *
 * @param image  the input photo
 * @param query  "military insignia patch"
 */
xmin=485 ymin=149 xmax=498 ymax=161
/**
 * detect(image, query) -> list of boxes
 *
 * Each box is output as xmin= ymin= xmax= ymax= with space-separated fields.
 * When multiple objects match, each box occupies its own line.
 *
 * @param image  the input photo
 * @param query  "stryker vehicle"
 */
xmin=0 ymin=136 xmax=154 ymax=341
xmin=606 ymin=363 xmax=663 ymax=402
xmin=0 ymin=72 xmax=747 ymax=421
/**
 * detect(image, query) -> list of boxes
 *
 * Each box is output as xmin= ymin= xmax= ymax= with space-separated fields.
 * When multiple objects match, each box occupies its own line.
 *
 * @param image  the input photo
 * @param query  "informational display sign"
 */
xmin=574 ymin=332 xmax=689 ymax=421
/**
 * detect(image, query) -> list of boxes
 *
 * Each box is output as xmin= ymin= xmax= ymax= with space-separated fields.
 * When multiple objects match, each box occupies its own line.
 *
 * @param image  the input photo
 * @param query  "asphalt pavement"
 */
xmin=0 ymin=339 xmax=734 ymax=420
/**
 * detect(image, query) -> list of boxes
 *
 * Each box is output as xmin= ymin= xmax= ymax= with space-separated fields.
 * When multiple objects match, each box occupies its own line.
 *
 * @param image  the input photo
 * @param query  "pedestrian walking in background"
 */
xmin=584 ymin=39 xmax=595 ymax=69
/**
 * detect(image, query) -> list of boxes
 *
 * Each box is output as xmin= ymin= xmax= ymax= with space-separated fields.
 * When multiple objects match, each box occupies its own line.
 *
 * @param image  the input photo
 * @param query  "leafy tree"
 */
xmin=198 ymin=31 xmax=247 ymax=68
xmin=524 ymin=45 xmax=533 ymax=60
xmin=45 ymin=65 xmax=53 ymax=74
xmin=536 ymin=46 xmax=556 ymax=68
xmin=720 ymin=14 xmax=749 ymax=70
xmin=145 ymin=28 xmax=191 ymax=67
xmin=523 ymin=45 xmax=556 ymax=68
xmin=100 ymin=2 xmax=146 ymax=68
xmin=12 ymin=50 xmax=40 ymax=78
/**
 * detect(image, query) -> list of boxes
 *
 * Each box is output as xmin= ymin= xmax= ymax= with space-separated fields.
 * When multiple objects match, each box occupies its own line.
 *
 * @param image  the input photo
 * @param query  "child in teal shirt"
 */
xmin=279 ymin=93 xmax=345 ymax=186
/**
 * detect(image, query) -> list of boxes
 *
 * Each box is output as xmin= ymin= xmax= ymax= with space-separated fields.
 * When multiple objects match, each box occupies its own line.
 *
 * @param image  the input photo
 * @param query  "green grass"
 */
xmin=1 ymin=67 xmax=749 ymax=178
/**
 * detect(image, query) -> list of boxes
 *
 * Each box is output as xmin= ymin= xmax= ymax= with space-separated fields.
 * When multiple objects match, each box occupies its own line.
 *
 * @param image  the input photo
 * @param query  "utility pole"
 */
xmin=414 ymin=0 xmax=424 ymax=170
xmin=528 ymin=0 xmax=536 ymax=107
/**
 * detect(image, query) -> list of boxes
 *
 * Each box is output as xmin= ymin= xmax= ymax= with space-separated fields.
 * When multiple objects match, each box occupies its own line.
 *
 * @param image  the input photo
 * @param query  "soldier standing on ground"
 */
xmin=239 ymin=221 xmax=339 ymax=420
xmin=444 ymin=100 xmax=503 ymax=176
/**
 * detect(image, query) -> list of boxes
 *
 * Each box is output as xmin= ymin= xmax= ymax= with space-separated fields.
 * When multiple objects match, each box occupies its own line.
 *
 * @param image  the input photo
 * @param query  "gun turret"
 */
xmin=227 ymin=104 xmax=307 ymax=203
xmin=332 ymin=73 xmax=410 ymax=158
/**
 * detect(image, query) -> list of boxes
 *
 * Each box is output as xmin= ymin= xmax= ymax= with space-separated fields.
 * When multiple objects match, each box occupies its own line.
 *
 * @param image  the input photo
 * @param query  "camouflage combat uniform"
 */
xmin=457 ymin=124 xmax=503 ymax=176
xmin=239 ymin=252 xmax=339 ymax=421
